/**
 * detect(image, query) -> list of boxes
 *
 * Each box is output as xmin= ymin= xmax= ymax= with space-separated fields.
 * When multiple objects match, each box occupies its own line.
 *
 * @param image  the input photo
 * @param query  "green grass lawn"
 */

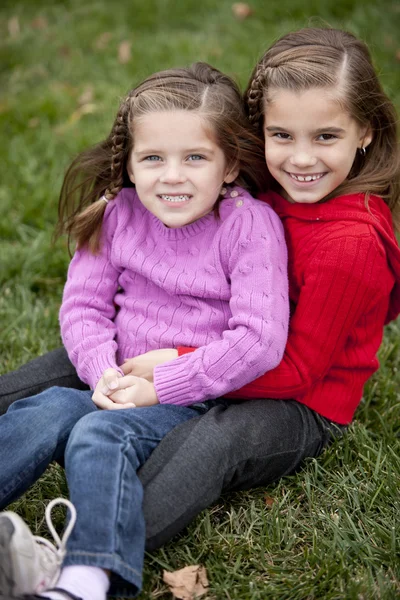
xmin=1 ymin=1 xmax=399 ymax=598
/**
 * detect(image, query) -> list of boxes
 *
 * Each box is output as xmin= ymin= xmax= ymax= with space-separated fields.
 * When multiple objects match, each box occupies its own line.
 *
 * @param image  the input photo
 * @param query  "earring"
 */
xmin=358 ymin=147 xmax=366 ymax=157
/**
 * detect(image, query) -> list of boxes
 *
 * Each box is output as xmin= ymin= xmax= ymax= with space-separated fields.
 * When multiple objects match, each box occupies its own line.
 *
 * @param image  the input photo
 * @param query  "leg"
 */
xmin=62 ymin=403 xmax=202 ymax=596
xmin=0 ymin=349 xmax=88 ymax=416
xmin=0 ymin=388 xmax=96 ymax=509
xmin=140 ymin=399 xmax=345 ymax=550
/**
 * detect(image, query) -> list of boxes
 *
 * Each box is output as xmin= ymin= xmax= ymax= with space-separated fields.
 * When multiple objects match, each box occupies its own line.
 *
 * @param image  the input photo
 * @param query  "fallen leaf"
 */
xmin=383 ymin=35 xmax=394 ymax=48
xmin=264 ymin=495 xmax=274 ymax=507
xmin=163 ymin=565 xmax=209 ymax=599
xmin=94 ymin=31 xmax=112 ymax=50
xmin=232 ymin=3 xmax=253 ymax=20
xmin=209 ymin=46 xmax=223 ymax=58
xmin=8 ymin=16 xmax=20 ymax=38
xmin=55 ymin=103 xmax=97 ymax=133
xmin=78 ymin=85 xmax=94 ymax=106
xmin=330 ymin=512 xmax=340 ymax=524
xmin=118 ymin=40 xmax=131 ymax=64
xmin=31 ymin=16 xmax=48 ymax=30
xmin=59 ymin=45 xmax=72 ymax=58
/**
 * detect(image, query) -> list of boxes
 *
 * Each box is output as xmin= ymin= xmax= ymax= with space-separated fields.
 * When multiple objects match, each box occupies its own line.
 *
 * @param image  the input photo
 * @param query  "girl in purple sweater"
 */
xmin=0 ymin=63 xmax=288 ymax=599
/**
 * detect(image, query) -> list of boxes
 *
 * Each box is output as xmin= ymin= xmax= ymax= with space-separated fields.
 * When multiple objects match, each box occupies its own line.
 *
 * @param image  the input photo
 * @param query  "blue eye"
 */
xmin=188 ymin=154 xmax=204 ymax=161
xmin=144 ymin=155 xmax=162 ymax=161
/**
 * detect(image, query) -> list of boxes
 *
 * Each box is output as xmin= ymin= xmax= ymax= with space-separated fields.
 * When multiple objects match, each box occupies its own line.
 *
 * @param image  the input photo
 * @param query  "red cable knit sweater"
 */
xmin=179 ymin=192 xmax=400 ymax=424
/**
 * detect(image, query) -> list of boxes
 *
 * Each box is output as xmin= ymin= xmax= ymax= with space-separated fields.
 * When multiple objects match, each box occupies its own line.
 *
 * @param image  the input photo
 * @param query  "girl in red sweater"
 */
xmin=0 ymin=27 xmax=399 ymax=588
xmin=116 ymin=26 xmax=400 ymax=545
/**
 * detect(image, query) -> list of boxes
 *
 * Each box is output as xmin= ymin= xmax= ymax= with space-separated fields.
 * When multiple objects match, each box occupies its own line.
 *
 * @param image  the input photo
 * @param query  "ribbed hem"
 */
xmin=153 ymin=360 xmax=197 ymax=406
xmin=81 ymin=353 xmax=123 ymax=389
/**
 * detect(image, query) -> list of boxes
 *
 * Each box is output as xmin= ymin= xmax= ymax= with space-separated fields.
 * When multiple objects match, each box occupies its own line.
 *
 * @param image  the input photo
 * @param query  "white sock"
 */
xmin=41 ymin=565 xmax=110 ymax=600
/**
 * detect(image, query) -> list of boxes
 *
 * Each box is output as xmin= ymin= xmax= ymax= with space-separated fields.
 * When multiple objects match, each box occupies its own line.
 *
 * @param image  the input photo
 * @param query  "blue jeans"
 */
xmin=0 ymin=387 xmax=206 ymax=595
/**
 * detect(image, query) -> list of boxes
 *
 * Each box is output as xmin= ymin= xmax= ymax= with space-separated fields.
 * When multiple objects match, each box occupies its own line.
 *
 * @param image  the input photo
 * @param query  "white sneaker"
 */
xmin=0 ymin=498 xmax=76 ymax=596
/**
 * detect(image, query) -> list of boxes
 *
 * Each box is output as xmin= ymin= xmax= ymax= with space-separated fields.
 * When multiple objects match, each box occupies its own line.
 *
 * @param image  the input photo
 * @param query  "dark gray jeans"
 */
xmin=0 ymin=348 xmax=345 ymax=551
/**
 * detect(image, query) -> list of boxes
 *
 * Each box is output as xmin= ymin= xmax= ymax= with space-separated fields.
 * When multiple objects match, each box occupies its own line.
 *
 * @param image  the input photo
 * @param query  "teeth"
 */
xmin=160 ymin=195 xmax=190 ymax=203
xmin=290 ymin=173 xmax=324 ymax=182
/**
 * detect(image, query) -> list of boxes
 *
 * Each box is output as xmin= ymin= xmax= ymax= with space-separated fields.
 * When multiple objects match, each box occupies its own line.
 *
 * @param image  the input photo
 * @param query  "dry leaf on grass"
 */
xmin=55 ymin=103 xmax=97 ymax=133
xmin=8 ymin=17 xmax=20 ymax=38
xmin=232 ymin=3 xmax=253 ymax=20
xmin=94 ymin=32 xmax=112 ymax=50
xmin=163 ymin=564 xmax=209 ymax=599
xmin=264 ymin=495 xmax=274 ymax=507
xmin=31 ymin=16 xmax=48 ymax=30
xmin=78 ymin=85 xmax=94 ymax=106
xmin=118 ymin=41 xmax=132 ymax=64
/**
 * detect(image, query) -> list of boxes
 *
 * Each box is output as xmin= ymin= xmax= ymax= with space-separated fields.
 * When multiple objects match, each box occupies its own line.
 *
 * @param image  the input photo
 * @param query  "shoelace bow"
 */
xmin=33 ymin=498 xmax=77 ymax=572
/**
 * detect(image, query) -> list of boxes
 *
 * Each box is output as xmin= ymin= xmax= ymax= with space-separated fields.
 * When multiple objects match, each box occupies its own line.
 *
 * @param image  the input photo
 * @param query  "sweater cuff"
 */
xmin=177 ymin=346 xmax=196 ymax=357
xmin=153 ymin=359 xmax=197 ymax=406
xmin=80 ymin=353 xmax=123 ymax=389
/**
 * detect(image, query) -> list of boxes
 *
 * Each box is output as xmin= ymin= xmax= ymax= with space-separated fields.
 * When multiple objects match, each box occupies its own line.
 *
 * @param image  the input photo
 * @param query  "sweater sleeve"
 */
xmin=153 ymin=204 xmax=289 ymax=406
xmin=59 ymin=202 xmax=122 ymax=389
xmin=226 ymin=230 xmax=390 ymax=399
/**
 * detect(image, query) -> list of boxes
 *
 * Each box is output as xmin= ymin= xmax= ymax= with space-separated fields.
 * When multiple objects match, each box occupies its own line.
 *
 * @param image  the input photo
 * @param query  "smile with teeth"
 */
xmin=159 ymin=194 xmax=191 ymax=203
xmin=288 ymin=173 xmax=325 ymax=182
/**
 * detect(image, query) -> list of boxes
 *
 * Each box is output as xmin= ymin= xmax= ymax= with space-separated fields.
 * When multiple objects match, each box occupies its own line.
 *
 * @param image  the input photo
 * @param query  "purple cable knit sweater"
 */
xmin=60 ymin=186 xmax=289 ymax=406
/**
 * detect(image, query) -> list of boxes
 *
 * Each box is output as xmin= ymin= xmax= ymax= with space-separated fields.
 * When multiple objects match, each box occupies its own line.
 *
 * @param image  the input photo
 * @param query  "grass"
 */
xmin=1 ymin=0 xmax=400 ymax=598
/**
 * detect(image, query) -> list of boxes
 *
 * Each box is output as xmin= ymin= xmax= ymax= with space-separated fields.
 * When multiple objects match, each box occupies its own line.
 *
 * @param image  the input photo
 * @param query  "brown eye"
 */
xmin=318 ymin=134 xmax=336 ymax=141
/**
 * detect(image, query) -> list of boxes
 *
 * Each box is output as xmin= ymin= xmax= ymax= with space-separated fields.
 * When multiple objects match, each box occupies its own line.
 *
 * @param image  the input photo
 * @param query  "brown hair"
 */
xmin=57 ymin=62 xmax=269 ymax=252
xmin=244 ymin=27 xmax=400 ymax=229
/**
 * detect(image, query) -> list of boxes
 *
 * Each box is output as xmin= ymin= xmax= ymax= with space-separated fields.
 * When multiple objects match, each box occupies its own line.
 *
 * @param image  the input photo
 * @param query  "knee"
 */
xmin=65 ymin=410 xmax=124 ymax=460
xmin=7 ymin=387 xmax=95 ymax=428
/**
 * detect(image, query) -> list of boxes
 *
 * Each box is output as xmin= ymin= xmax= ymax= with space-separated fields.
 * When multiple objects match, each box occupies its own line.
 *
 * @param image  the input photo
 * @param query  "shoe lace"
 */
xmin=33 ymin=498 xmax=77 ymax=576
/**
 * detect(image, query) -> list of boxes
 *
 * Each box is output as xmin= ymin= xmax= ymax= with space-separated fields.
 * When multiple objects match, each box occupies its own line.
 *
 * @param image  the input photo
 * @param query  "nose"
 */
xmin=159 ymin=162 xmax=187 ymax=184
xmin=289 ymin=144 xmax=317 ymax=168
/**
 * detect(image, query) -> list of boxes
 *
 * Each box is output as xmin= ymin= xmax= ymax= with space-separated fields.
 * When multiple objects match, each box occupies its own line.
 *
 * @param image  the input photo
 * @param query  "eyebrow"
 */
xmin=265 ymin=125 xmax=346 ymax=134
xmin=133 ymin=147 xmax=215 ymax=155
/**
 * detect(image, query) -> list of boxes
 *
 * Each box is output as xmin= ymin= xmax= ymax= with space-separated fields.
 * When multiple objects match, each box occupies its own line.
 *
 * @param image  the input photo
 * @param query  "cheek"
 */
xmin=264 ymin=142 xmax=283 ymax=166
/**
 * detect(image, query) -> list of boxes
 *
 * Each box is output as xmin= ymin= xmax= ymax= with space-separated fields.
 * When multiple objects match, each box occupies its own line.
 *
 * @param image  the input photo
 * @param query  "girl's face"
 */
xmin=263 ymin=87 xmax=372 ymax=204
xmin=127 ymin=110 xmax=237 ymax=228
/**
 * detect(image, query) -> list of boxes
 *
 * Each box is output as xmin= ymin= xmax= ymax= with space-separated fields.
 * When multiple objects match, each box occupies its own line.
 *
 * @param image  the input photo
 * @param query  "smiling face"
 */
xmin=263 ymin=87 xmax=372 ymax=204
xmin=127 ymin=110 xmax=238 ymax=228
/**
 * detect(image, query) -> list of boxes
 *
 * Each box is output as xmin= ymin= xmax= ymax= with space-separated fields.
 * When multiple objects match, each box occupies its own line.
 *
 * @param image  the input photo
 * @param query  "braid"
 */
xmin=245 ymin=64 xmax=266 ymax=131
xmin=108 ymin=96 xmax=133 ymax=199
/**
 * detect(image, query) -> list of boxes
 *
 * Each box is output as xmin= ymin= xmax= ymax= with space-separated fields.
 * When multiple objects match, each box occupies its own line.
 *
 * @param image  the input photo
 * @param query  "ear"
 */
xmin=224 ymin=163 xmax=240 ymax=184
xmin=359 ymin=124 xmax=373 ymax=150
xmin=127 ymin=156 xmax=135 ymax=184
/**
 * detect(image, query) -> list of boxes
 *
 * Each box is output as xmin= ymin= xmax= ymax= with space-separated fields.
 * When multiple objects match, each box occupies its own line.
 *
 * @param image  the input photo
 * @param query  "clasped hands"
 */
xmin=91 ymin=349 xmax=178 ymax=410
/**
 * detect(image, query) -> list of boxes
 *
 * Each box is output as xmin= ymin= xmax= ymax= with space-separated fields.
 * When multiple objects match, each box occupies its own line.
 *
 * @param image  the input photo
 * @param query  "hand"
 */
xmin=120 ymin=348 xmax=178 ymax=382
xmin=109 ymin=376 xmax=159 ymax=407
xmin=92 ymin=368 xmax=136 ymax=410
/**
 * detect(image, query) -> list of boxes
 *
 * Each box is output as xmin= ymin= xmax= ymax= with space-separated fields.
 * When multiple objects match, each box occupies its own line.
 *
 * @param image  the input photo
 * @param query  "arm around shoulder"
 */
xmin=229 ymin=230 xmax=393 ymax=398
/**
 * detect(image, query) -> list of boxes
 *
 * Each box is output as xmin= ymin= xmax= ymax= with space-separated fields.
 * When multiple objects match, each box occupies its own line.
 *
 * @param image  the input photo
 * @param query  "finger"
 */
xmin=108 ymin=389 xmax=135 ymax=404
xmin=107 ymin=402 xmax=136 ymax=410
xmin=120 ymin=362 xmax=133 ymax=375
xmin=112 ymin=375 xmax=142 ymax=390
xmin=102 ymin=368 xmax=121 ymax=393
xmin=92 ymin=390 xmax=120 ymax=410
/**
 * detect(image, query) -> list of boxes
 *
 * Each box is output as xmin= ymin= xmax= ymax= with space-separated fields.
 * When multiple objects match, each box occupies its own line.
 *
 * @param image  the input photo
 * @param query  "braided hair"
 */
xmin=244 ymin=28 xmax=399 ymax=224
